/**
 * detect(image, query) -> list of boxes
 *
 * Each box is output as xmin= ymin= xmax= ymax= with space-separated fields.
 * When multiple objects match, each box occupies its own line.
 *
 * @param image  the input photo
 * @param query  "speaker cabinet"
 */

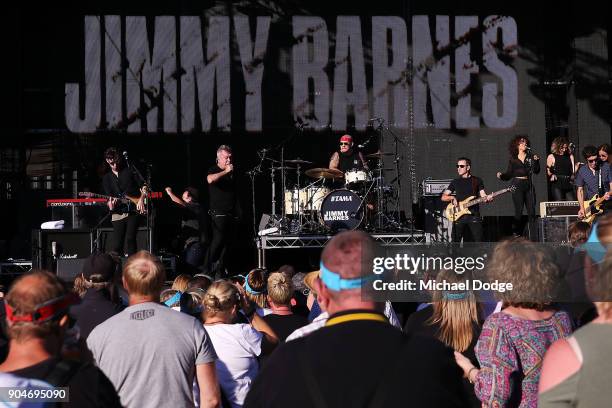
xmin=32 ymin=229 xmax=92 ymax=270
xmin=56 ymin=258 xmax=88 ymax=282
xmin=539 ymin=216 xmax=579 ymax=243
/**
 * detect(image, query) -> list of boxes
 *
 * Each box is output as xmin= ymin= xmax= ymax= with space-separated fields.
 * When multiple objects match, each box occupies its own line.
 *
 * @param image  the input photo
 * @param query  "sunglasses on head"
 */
xmin=340 ymin=142 xmax=350 ymax=146
xmin=456 ymin=164 xmax=467 ymax=168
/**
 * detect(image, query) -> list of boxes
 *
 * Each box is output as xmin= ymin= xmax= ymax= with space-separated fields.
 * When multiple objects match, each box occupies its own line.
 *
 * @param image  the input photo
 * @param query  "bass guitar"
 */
xmin=582 ymin=193 xmax=609 ymax=224
xmin=444 ymin=186 xmax=516 ymax=222
xmin=79 ymin=189 xmax=162 ymax=214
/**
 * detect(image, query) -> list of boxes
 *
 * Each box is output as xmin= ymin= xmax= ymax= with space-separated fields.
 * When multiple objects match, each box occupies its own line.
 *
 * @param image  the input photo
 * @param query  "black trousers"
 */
xmin=205 ymin=213 xmax=234 ymax=278
xmin=511 ymin=179 xmax=536 ymax=236
xmin=452 ymin=217 xmax=483 ymax=242
xmin=111 ymin=214 xmax=141 ymax=256
xmin=551 ymin=183 xmax=576 ymax=201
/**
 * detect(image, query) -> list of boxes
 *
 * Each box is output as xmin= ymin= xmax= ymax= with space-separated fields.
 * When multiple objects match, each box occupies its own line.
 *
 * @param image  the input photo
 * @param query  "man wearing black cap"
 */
xmin=245 ymin=231 xmax=467 ymax=408
xmin=70 ymin=252 xmax=124 ymax=339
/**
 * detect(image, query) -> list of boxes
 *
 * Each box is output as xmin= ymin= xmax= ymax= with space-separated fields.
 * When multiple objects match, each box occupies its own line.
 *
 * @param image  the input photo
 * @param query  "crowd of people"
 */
xmin=0 ymin=216 xmax=611 ymax=407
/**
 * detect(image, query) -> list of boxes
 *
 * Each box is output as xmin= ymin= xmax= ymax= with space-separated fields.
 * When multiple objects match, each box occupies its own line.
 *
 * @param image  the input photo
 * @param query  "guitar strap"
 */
xmin=471 ymin=176 xmax=478 ymax=196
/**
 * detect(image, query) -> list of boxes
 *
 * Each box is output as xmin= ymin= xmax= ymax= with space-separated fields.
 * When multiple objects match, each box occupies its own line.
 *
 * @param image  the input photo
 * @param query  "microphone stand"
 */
xmin=525 ymin=150 xmax=537 ymax=241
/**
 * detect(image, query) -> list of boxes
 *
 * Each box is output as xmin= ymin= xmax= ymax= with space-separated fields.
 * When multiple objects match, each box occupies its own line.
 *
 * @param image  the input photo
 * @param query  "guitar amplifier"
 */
xmin=539 ymin=201 xmax=580 ymax=217
xmin=421 ymin=179 xmax=452 ymax=196
xmin=539 ymin=216 xmax=579 ymax=243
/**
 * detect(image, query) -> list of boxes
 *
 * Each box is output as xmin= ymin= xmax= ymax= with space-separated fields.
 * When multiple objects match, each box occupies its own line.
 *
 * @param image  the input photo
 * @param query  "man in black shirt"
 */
xmin=329 ymin=134 xmax=368 ymax=173
xmin=205 ymin=145 xmax=239 ymax=278
xmin=441 ymin=157 xmax=492 ymax=242
xmin=102 ymin=147 xmax=146 ymax=256
xmin=0 ymin=270 xmax=122 ymax=407
xmin=165 ymin=186 xmax=205 ymax=271
xmin=245 ymin=231 xmax=467 ymax=408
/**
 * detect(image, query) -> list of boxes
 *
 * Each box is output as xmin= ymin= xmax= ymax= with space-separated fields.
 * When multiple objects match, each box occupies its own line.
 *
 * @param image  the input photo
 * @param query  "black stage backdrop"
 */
xmin=1 ymin=0 xmax=610 ymax=272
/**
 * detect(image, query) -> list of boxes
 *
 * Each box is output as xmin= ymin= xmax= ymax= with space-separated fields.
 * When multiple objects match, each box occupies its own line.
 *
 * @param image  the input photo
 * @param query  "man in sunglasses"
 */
xmin=329 ymin=134 xmax=368 ymax=173
xmin=576 ymin=145 xmax=612 ymax=219
xmin=441 ymin=157 xmax=492 ymax=242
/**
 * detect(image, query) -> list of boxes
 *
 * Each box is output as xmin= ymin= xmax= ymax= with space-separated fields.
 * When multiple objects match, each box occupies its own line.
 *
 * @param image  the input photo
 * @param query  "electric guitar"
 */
xmin=582 ymin=193 xmax=609 ymax=224
xmin=444 ymin=186 xmax=516 ymax=222
xmin=79 ymin=188 xmax=161 ymax=214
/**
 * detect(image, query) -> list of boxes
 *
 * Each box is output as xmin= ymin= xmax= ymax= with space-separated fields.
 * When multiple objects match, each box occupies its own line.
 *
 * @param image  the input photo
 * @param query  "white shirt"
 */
xmin=286 ymin=301 xmax=401 ymax=342
xmin=204 ymin=323 xmax=262 ymax=408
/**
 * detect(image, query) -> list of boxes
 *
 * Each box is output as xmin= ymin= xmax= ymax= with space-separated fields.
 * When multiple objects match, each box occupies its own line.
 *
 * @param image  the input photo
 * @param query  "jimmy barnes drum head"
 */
xmin=320 ymin=189 xmax=364 ymax=231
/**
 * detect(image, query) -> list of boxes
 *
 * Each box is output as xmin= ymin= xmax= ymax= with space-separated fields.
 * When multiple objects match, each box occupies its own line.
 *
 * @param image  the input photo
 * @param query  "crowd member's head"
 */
xmin=4 ymin=270 xmax=77 ymax=347
xmin=203 ymin=280 xmax=240 ymax=323
xmin=509 ymin=135 xmax=530 ymax=156
xmin=161 ymin=288 xmax=181 ymax=309
xmin=72 ymin=274 xmax=88 ymax=298
xmin=172 ymin=274 xmax=191 ymax=292
xmin=81 ymin=252 xmax=117 ymax=290
xmin=487 ymin=238 xmax=560 ymax=309
xmin=585 ymin=214 xmax=612 ymax=311
xmin=315 ymin=231 xmax=378 ymax=315
xmin=188 ymin=275 xmax=213 ymax=293
xmin=550 ymin=137 xmax=570 ymax=155
xmin=267 ymin=272 xmax=293 ymax=308
xmin=598 ymin=143 xmax=611 ymax=164
xmin=428 ymin=269 xmax=480 ymax=353
xmin=244 ymin=269 xmax=268 ymax=309
xmin=582 ymin=145 xmax=600 ymax=170
xmin=122 ymin=251 xmax=166 ymax=303
xmin=277 ymin=264 xmax=296 ymax=279
xmin=568 ymin=221 xmax=591 ymax=248
xmin=182 ymin=186 xmax=199 ymax=203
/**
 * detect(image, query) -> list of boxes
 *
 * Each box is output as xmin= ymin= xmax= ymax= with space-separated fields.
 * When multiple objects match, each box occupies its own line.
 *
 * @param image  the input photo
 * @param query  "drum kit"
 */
xmin=260 ymin=151 xmax=400 ymax=234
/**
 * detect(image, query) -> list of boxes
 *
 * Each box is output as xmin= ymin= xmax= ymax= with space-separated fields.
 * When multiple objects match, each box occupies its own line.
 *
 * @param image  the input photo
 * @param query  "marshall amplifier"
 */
xmin=539 ymin=201 xmax=580 ymax=217
xmin=421 ymin=179 xmax=452 ymax=196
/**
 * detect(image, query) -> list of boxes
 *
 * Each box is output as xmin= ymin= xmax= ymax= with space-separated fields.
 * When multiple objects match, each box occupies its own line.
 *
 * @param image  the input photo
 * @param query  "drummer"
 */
xmin=329 ymin=134 xmax=369 ymax=173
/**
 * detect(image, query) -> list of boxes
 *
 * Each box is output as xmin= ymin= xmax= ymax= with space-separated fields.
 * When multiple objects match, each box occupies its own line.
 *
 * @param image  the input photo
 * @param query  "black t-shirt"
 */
xmin=207 ymin=165 xmax=237 ymax=213
xmin=181 ymin=202 xmax=203 ymax=243
xmin=245 ymin=310 xmax=468 ymax=408
xmin=9 ymin=357 xmax=122 ymax=408
xmin=499 ymin=156 xmax=541 ymax=180
xmin=102 ymin=166 xmax=144 ymax=213
xmin=263 ymin=313 xmax=309 ymax=342
xmin=337 ymin=150 xmax=364 ymax=173
xmin=403 ymin=306 xmax=481 ymax=408
xmin=446 ymin=176 xmax=485 ymax=217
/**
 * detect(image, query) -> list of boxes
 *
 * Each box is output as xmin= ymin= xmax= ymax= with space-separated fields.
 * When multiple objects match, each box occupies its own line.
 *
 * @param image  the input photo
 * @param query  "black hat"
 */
xmin=82 ymin=252 xmax=117 ymax=282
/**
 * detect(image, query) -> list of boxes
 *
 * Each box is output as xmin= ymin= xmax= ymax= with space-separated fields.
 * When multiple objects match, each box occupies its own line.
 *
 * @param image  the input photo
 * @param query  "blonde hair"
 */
xmin=550 ymin=136 xmax=569 ymax=155
xmin=122 ymin=251 xmax=166 ymax=297
xmin=267 ymin=272 xmax=293 ymax=306
xmin=203 ymin=280 xmax=239 ymax=319
xmin=172 ymin=274 xmax=191 ymax=292
xmin=427 ymin=270 xmax=480 ymax=352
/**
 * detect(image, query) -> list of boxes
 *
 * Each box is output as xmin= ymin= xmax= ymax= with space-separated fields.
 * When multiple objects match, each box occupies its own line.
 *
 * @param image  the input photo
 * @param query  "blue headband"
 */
xmin=320 ymin=261 xmax=375 ymax=291
xmin=164 ymin=291 xmax=182 ymax=307
xmin=581 ymin=222 xmax=606 ymax=264
xmin=443 ymin=292 xmax=468 ymax=300
xmin=244 ymin=276 xmax=263 ymax=295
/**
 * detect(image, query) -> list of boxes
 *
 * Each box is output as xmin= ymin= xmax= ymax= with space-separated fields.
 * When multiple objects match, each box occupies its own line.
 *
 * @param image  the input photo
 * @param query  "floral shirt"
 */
xmin=474 ymin=310 xmax=572 ymax=407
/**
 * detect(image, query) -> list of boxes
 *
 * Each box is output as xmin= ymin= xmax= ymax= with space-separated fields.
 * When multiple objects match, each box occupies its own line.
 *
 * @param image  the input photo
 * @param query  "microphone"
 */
xmin=357 ymin=140 xmax=370 ymax=149
xmin=51 ymin=241 xmax=57 ymax=259
xmin=122 ymin=151 xmax=129 ymax=161
xmin=569 ymin=142 xmax=576 ymax=151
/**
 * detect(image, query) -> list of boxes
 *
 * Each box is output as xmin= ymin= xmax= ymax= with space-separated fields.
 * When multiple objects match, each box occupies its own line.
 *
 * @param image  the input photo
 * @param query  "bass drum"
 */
xmin=319 ymin=189 xmax=364 ymax=231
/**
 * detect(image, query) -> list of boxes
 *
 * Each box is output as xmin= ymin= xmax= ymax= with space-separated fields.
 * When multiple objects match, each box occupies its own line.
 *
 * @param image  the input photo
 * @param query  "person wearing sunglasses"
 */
xmin=442 ymin=157 xmax=492 ymax=242
xmin=575 ymin=145 xmax=612 ymax=220
xmin=329 ymin=134 xmax=368 ymax=173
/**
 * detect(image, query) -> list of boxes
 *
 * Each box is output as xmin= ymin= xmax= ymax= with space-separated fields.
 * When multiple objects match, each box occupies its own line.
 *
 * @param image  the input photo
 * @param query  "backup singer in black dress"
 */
xmin=205 ymin=145 xmax=240 ymax=278
xmin=497 ymin=136 xmax=540 ymax=236
xmin=546 ymin=137 xmax=576 ymax=201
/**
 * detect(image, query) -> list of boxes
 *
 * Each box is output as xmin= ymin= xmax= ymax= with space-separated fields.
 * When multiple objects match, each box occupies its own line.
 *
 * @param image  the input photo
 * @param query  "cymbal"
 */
xmin=271 ymin=166 xmax=298 ymax=171
xmin=305 ymin=167 xmax=344 ymax=179
xmin=285 ymin=159 xmax=313 ymax=165
xmin=365 ymin=151 xmax=395 ymax=158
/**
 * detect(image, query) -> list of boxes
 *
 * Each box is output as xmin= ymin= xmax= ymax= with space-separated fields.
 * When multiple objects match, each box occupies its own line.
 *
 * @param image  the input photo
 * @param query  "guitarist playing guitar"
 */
xmin=441 ymin=157 xmax=493 ymax=242
xmin=576 ymin=145 xmax=612 ymax=223
xmin=102 ymin=147 xmax=147 ymax=256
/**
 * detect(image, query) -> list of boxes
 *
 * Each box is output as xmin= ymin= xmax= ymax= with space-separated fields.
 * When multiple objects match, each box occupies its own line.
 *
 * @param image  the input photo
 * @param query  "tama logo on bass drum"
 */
xmin=331 ymin=195 xmax=353 ymax=202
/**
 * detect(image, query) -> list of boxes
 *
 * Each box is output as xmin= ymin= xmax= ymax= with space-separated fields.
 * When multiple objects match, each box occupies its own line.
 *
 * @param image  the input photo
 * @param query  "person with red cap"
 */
xmin=329 ymin=134 xmax=368 ymax=174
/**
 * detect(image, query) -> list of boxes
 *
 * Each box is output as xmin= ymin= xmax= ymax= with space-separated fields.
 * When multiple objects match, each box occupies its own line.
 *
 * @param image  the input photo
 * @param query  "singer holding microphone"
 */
xmin=102 ymin=147 xmax=146 ymax=256
xmin=496 ymin=136 xmax=540 ymax=237
xmin=546 ymin=137 xmax=576 ymax=201
xmin=205 ymin=145 xmax=240 ymax=278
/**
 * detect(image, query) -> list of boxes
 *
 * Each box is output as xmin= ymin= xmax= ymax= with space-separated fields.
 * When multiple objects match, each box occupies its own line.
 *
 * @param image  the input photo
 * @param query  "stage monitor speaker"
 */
xmin=95 ymin=227 xmax=149 ymax=255
xmin=56 ymin=258 xmax=88 ymax=282
xmin=32 ymin=229 xmax=93 ymax=270
xmin=539 ymin=216 xmax=579 ymax=243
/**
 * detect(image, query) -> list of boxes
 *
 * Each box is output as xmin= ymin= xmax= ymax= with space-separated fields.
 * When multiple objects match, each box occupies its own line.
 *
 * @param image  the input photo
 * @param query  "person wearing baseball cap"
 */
xmin=329 ymin=134 xmax=369 ymax=174
xmin=70 ymin=252 xmax=124 ymax=339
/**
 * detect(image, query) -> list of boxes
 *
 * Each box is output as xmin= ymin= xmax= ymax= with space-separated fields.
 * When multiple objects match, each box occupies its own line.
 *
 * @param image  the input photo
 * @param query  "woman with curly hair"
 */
xmin=546 ymin=136 xmax=576 ymax=201
xmin=497 ymin=135 xmax=541 ymax=236
xmin=455 ymin=238 xmax=572 ymax=407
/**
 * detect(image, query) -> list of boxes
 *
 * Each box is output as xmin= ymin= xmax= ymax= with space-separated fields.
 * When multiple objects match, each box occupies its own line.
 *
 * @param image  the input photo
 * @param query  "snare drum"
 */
xmin=319 ymin=189 xmax=364 ymax=231
xmin=345 ymin=169 xmax=371 ymax=190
